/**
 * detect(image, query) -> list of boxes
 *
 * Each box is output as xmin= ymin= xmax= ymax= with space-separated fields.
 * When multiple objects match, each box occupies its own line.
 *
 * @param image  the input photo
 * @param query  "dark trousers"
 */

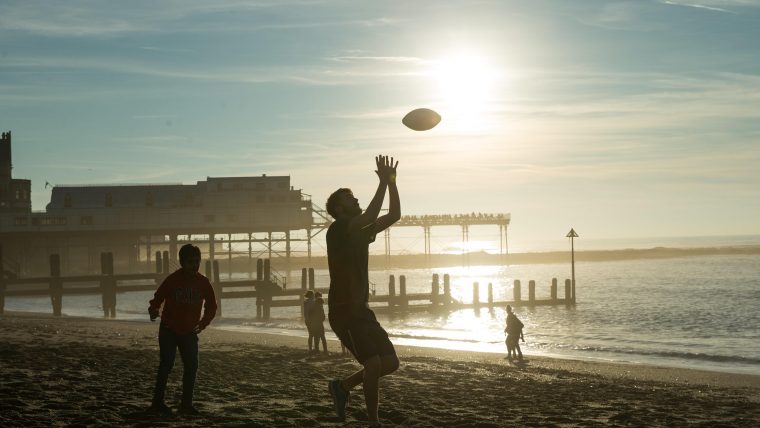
xmin=153 ymin=323 xmax=199 ymax=406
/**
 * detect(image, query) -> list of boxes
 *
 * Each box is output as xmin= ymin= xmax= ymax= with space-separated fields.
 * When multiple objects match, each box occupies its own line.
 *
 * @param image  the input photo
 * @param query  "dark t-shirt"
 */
xmin=326 ymin=217 xmax=376 ymax=315
xmin=506 ymin=313 xmax=524 ymax=336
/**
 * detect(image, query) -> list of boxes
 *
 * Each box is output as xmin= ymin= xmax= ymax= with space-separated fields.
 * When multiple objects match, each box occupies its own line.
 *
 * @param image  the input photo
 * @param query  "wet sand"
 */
xmin=1 ymin=312 xmax=758 ymax=427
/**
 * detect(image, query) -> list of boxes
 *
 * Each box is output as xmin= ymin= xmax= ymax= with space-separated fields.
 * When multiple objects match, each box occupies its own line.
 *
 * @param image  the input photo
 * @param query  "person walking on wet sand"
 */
xmin=326 ymin=155 xmax=401 ymax=428
xmin=504 ymin=305 xmax=524 ymax=361
xmin=148 ymin=244 xmax=217 ymax=416
xmin=304 ymin=290 xmax=316 ymax=352
xmin=311 ymin=292 xmax=328 ymax=353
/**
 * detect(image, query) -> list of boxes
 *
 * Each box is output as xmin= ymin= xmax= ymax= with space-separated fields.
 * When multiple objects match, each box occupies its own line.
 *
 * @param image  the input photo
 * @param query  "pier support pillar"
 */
xmin=248 ymin=233 xmax=253 ymax=278
xmin=146 ymin=235 xmax=152 ymax=267
xmin=209 ymin=233 xmax=215 ymax=262
xmin=228 ymin=233 xmax=232 ymax=279
xmin=169 ymin=235 xmax=177 ymax=263
xmin=473 ymin=282 xmax=480 ymax=307
xmin=488 ymin=283 xmax=493 ymax=305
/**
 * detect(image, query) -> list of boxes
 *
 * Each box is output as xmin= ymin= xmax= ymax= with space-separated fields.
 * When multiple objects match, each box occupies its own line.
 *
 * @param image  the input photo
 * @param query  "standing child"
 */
xmin=148 ymin=244 xmax=217 ymax=415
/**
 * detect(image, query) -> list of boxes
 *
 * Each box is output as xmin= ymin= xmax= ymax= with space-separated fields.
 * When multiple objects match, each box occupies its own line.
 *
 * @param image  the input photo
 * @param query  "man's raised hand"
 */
xmin=375 ymin=154 xmax=398 ymax=184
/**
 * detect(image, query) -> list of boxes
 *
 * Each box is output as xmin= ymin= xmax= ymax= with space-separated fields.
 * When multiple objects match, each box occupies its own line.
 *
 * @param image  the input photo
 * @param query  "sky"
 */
xmin=1 ymin=0 xmax=760 ymax=251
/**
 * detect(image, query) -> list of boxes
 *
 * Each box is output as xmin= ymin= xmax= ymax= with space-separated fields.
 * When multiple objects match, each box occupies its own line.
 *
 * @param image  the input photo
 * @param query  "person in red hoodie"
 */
xmin=147 ymin=244 xmax=217 ymax=416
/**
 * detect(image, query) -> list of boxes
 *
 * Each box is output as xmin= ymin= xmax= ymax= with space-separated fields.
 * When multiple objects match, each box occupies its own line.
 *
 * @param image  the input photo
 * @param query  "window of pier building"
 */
xmin=64 ymin=193 xmax=72 ymax=208
xmin=80 ymin=216 xmax=93 ymax=225
xmin=105 ymin=192 xmax=113 ymax=207
xmin=14 ymin=217 xmax=28 ymax=226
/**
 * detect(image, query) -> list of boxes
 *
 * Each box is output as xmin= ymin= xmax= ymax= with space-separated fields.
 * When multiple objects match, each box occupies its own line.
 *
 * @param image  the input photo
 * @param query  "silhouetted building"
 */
xmin=0 ymin=130 xmax=316 ymax=276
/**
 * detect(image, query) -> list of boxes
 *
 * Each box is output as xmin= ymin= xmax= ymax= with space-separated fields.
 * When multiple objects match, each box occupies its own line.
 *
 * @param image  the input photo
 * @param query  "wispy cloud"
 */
xmin=661 ymin=1 xmax=734 ymax=13
xmin=0 ymin=0 xmax=397 ymax=37
xmin=2 ymin=55 xmax=421 ymax=86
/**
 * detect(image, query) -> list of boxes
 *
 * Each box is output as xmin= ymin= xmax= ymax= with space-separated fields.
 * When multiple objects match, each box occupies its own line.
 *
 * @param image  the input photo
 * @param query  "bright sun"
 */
xmin=430 ymin=54 xmax=501 ymax=132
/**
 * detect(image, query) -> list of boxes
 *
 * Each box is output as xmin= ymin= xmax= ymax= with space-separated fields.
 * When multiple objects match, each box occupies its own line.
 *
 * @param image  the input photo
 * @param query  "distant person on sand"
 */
xmin=326 ymin=155 xmax=401 ymax=427
xmin=504 ymin=305 xmax=525 ymax=361
xmin=304 ymin=290 xmax=316 ymax=352
xmin=148 ymin=244 xmax=217 ymax=416
xmin=311 ymin=292 xmax=328 ymax=353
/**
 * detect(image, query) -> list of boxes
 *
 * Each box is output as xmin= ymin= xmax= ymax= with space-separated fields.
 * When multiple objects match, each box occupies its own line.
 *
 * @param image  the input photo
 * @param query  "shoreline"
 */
xmin=2 ymin=311 xmax=758 ymax=426
xmin=4 ymin=310 xmax=760 ymax=389
xmin=5 ymin=309 xmax=760 ymax=381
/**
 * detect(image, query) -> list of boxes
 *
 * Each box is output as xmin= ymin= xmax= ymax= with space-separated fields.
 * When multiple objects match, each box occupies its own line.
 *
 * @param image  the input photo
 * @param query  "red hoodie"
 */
xmin=149 ymin=269 xmax=217 ymax=334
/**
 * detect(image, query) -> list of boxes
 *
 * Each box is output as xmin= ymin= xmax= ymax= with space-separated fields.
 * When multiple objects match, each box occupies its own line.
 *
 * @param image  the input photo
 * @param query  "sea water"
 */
xmin=5 ymin=247 xmax=760 ymax=375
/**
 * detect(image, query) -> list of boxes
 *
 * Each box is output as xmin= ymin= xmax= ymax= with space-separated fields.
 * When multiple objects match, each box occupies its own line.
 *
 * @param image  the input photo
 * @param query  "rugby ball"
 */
xmin=402 ymin=108 xmax=441 ymax=131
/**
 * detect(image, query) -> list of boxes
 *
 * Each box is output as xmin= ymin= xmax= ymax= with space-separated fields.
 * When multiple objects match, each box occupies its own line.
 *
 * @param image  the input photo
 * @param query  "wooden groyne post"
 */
xmin=528 ymin=280 xmax=536 ymax=304
xmin=100 ymin=252 xmax=116 ymax=318
xmin=513 ymin=279 xmax=521 ymax=302
xmin=399 ymin=275 xmax=407 ymax=308
xmin=473 ymin=282 xmax=480 ymax=307
xmin=443 ymin=274 xmax=451 ymax=306
xmin=551 ymin=278 xmax=558 ymax=301
xmin=488 ymin=283 xmax=493 ymax=305
xmin=431 ymin=273 xmax=439 ymax=305
xmin=565 ymin=279 xmax=572 ymax=305
xmin=388 ymin=275 xmax=396 ymax=308
xmin=49 ymin=254 xmax=62 ymax=316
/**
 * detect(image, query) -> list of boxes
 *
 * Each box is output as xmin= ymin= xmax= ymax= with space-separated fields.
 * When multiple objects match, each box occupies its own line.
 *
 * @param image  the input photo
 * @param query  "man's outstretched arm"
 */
xmin=375 ymin=158 xmax=399 ymax=233
xmin=348 ymin=155 xmax=392 ymax=233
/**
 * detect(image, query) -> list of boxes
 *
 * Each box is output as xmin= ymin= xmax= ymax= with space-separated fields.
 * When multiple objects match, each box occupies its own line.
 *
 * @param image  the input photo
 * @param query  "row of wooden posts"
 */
xmin=379 ymin=273 xmax=575 ymax=308
xmin=0 ymin=249 xmax=282 ymax=318
xmin=0 ymin=246 xmax=575 ymax=319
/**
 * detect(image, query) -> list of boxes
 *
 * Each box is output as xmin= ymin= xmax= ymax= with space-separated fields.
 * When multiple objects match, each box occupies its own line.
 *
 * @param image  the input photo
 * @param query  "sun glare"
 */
xmin=430 ymin=54 xmax=502 ymax=132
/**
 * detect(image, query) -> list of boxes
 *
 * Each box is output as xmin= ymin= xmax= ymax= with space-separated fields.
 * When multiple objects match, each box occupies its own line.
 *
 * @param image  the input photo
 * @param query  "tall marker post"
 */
xmin=566 ymin=228 xmax=578 ymax=303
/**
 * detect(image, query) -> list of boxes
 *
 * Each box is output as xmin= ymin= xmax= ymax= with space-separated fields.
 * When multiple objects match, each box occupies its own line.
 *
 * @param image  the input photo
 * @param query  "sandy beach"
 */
xmin=1 ymin=312 xmax=758 ymax=427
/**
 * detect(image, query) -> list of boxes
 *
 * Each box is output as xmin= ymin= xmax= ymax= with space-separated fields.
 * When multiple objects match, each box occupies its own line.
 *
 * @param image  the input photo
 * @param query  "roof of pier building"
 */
xmin=46 ymin=175 xmax=297 ymax=211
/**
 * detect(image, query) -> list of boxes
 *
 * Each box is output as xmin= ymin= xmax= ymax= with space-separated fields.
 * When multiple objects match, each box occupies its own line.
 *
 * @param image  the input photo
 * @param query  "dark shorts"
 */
xmin=506 ymin=334 xmax=519 ymax=347
xmin=329 ymin=306 xmax=396 ymax=364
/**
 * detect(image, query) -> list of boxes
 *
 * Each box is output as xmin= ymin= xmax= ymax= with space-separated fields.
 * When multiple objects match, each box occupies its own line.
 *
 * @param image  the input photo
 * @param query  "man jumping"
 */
xmin=326 ymin=155 xmax=401 ymax=428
